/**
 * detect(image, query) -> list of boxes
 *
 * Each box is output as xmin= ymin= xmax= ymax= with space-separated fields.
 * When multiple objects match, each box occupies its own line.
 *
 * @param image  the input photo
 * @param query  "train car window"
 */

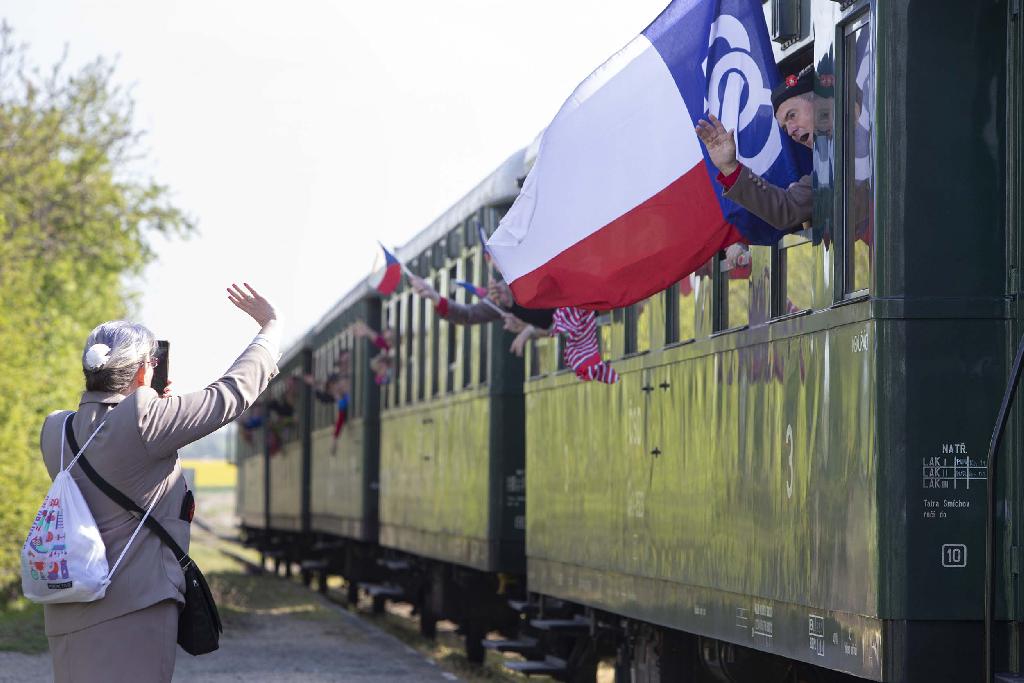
xmin=842 ymin=14 xmax=873 ymax=297
xmin=381 ymin=304 xmax=391 ymax=410
xmin=624 ymin=299 xmax=651 ymax=354
xmin=679 ymin=275 xmax=697 ymax=342
xmin=417 ymin=289 xmax=427 ymax=401
xmin=636 ymin=298 xmax=651 ymax=353
xmin=624 ymin=306 xmax=637 ymax=355
xmin=430 ymin=274 xmax=441 ymax=397
xmin=404 ymin=292 xmax=414 ymax=405
xmin=780 ymin=230 xmax=814 ymax=313
xmin=599 ymin=311 xmax=615 ymax=360
xmin=347 ymin=330 xmax=360 ymax=420
xmin=447 ymin=229 xmax=461 ymax=259
xmin=461 ymin=255 xmax=474 ymax=388
xmin=721 ymin=251 xmax=750 ymax=330
xmin=391 ymin=298 xmax=402 ymax=407
xmin=484 ymin=207 xmax=498 ymax=234
xmin=694 ymin=258 xmax=715 ymax=337
xmin=665 ymin=276 xmax=697 ymax=345
xmin=664 ymin=285 xmax=679 ymax=344
xmin=320 ymin=345 xmax=333 ymax=428
xmin=446 ymin=265 xmax=458 ymax=393
xmin=477 ymin=252 xmax=490 ymax=385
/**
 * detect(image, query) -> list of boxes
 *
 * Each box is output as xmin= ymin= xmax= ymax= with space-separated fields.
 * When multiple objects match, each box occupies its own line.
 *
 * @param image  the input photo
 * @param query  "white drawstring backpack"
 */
xmin=21 ymin=413 xmax=158 ymax=604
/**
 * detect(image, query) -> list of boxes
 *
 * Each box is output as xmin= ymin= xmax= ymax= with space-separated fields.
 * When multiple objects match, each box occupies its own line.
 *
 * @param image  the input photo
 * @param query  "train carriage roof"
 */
xmin=395 ymin=147 xmax=526 ymax=263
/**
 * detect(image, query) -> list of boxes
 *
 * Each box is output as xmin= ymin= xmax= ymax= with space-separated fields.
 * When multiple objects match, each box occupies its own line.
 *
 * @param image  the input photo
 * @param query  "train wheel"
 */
xmin=346 ymin=581 xmax=359 ymax=607
xmin=419 ymin=601 xmax=438 ymax=639
xmin=372 ymin=594 xmax=387 ymax=614
xmin=463 ymin=621 xmax=485 ymax=664
xmin=566 ymin=639 xmax=599 ymax=683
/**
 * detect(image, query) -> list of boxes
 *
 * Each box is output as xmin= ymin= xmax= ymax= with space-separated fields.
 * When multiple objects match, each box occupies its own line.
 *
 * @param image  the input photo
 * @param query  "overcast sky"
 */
xmin=5 ymin=1 xmax=669 ymax=393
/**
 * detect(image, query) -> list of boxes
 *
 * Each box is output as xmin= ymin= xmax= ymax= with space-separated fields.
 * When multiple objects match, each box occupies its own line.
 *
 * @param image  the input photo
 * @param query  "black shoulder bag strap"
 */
xmin=64 ymin=413 xmax=191 ymax=569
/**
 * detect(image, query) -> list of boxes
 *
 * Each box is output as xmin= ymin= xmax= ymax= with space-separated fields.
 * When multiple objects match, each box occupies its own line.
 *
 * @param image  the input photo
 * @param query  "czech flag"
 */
xmin=453 ymin=280 xmax=488 ymax=298
xmin=371 ymin=242 xmax=403 ymax=296
xmin=487 ymin=0 xmax=803 ymax=310
xmin=476 ymin=221 xmax=492 ymax=263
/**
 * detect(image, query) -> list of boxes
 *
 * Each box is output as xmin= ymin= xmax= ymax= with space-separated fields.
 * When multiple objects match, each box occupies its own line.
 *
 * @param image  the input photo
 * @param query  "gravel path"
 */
xmin=173 ymin=597 xmax=460 ymax=682
xmin=0 ymin=594 xmax=459 ymax=683
xmin=0 ymin=488 xmax=463 ymax=682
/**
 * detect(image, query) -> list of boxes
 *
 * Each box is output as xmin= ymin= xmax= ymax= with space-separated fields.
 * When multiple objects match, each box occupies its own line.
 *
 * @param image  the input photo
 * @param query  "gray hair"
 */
xmin=82 ymin=321 xmax=157 ymax=393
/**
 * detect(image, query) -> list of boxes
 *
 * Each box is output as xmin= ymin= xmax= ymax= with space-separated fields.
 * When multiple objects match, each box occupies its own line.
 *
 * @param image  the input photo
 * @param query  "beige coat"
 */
xmin=723 ymin=169 xmax=813 ymax=230
xmin=39 ymin=342 xmax=278 ymax=637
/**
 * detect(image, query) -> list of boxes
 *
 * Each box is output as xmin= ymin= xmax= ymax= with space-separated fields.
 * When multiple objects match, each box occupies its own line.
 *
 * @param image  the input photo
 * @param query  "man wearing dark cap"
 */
xmin=695 ymin=65 xmax=816 ymax=230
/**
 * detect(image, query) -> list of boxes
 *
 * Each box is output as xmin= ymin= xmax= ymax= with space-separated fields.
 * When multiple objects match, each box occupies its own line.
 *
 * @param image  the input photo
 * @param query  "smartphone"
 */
xmin=151 ymin=340 xmax=170 ymax=394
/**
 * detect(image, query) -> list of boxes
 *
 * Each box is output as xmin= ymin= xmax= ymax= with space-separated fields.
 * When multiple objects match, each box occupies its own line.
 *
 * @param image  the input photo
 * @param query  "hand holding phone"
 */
xmin=151 ymin=340 xmax=170 ymax=394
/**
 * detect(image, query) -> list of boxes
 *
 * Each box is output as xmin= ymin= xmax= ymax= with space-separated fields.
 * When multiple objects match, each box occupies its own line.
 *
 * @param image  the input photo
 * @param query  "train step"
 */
xmin=529 ymin=616 xmax=590 ymax=634
xmin=504 ymin=655 xmax=568 ymax=676
xmin=481 ymin=636 xmax=539 ymax=655
xmin=996 ymin=676 xmax=1024 ymax=682
xmin=310 ymin=540 xmax=345 ymax=552
xmin=359 ymin=582 xmax=405 ymax=599
xmin=377 ymin=558 xmax=411 ymax=571
xmin=507 ymin=599 xmax=538 ymax=616
xmin=300 ymin=559 xmax=329 ymax=571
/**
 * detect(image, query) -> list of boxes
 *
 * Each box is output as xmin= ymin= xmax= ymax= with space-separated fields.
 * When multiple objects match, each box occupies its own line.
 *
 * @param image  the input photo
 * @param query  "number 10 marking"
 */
xmin=942 ymin=544 xmax=966 ymax=568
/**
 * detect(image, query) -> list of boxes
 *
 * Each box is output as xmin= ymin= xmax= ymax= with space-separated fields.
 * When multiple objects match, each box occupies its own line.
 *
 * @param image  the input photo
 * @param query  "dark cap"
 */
xmin=772 ymin=65 xmax=814 ymax=113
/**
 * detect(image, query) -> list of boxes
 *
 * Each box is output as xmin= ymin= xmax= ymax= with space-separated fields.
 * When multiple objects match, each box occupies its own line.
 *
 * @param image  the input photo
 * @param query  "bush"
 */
xmin=0 ymin=23 xmax=192 ymax=591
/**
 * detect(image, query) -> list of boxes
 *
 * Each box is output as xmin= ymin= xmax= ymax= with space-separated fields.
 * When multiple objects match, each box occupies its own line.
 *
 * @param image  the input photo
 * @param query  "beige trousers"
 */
xmin=48 ymin=600 xmax=178 ymax=683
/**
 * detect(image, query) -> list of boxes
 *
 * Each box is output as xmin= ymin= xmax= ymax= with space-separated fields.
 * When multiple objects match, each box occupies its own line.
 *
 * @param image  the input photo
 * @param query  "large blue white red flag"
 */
xmin=488 ymin=0 xmax=803 ymax=309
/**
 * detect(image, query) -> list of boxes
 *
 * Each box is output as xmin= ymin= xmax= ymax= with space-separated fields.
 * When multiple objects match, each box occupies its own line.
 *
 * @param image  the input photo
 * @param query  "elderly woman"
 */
xmin=38 ymin=283 xmax=280 ymax=683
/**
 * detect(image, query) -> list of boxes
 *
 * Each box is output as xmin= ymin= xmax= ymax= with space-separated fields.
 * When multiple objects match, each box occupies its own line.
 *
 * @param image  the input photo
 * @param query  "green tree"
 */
xmin=0 ymin=23 xmax=193 ymax=591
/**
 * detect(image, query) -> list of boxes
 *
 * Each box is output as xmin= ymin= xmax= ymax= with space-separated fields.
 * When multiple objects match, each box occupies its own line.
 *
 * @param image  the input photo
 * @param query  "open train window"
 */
xmin=404 ymin=292 xmax=414 ymax=405
xmin=624 ymin=298 xmax=651 ymax=355
xmin=417 ymin=291 xmax=427 ymax=402
xmin=430 ymin=274 xmax=441 ymax=397
xmin=461 ymin=255 xmax=474 ymax=388
xmin=446 ymin=265 xmax=458 ymax=393
xmin=779 ymin=229 xmax=814 ymax=313
xmin=447 ymin=229 xmax=462 ymax=259
xmin=346 ymin=329 xmax=360 ymax=420
xmin=392 ymin=298 xmax=402 ymax=407
xmin=477 ymin=251 xmax=489 ymax=385
xmin=841 ymin=13 xmax=873 ymax=297
xmin=720 ymin=253 xmax=750 ymax=330
xmin=664 ymin=275 xmax=697 ymax=346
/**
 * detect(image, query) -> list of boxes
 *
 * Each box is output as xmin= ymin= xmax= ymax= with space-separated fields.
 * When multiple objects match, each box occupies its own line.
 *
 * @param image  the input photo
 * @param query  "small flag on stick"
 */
xmin=452 ymin=280 xmax=488 ymax=298
xmin=371 ymin=242 xmax=404 ymax=296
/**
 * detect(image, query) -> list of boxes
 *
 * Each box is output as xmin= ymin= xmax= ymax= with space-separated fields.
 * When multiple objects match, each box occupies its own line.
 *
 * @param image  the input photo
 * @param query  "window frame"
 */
xmin=838 ymin=9 xmax=873 ymax=301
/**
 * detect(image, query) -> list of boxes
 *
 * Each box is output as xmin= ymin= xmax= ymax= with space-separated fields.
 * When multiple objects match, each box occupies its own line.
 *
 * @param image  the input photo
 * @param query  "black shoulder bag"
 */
xmin=65 ymin=414 xmax=223 ymax=655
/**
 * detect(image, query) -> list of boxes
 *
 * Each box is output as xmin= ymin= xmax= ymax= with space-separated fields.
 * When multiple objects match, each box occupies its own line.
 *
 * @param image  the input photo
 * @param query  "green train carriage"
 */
xmin=307 ymin=284 xmax=383 ymax=595
xmin=515 ymin=0 xmax=1023 ymax=681
xmin=374 ymin=150 xmax=530 ymax=654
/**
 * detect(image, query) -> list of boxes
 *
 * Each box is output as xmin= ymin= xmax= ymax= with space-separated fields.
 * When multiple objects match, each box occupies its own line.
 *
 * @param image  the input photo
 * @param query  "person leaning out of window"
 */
xmin=695 ymin=65 xmax=817 ymax=230
xmin=409 ymin=274 xmax=554 ymax=357
xmin=38 ymin=283 xmax=281 ymax=683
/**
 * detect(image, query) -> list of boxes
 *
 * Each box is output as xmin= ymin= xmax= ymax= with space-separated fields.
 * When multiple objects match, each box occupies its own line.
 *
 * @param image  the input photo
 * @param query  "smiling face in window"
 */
xmin=774 ymin=94 xmax=815 ymax=149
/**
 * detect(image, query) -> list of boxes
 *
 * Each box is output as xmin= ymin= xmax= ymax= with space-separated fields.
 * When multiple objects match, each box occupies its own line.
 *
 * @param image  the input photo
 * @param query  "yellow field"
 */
xmin=179 ymin=459 xmax=236 ymax=489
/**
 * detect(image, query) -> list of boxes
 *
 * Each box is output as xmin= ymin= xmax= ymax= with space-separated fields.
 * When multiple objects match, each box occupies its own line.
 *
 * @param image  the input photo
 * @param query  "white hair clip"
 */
xmin=84 ymin=343 xmax=112 ymax=370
